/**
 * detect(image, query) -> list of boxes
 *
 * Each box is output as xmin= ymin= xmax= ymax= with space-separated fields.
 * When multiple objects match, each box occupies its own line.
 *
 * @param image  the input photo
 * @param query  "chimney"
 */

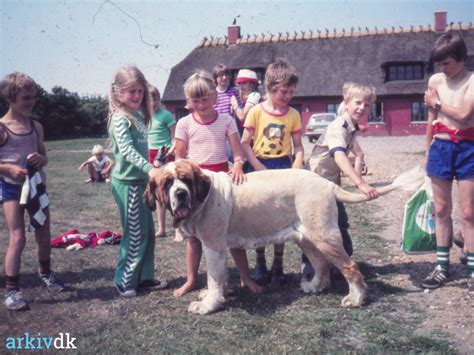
xmin=228 ymin=25 xmax=241 ymax=45
xmin=434 ymin=11 xmax=447 ymax=32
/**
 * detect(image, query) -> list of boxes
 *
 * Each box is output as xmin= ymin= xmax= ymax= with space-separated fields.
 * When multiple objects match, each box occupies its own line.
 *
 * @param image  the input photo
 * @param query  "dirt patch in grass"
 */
xmin=358 ymin=136 xmax=474 ymax=355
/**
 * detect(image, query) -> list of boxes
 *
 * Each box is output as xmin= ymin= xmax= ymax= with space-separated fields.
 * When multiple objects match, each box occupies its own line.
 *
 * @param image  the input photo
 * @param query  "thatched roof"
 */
xmin=162 ymin=23 xmax=474 ymax=102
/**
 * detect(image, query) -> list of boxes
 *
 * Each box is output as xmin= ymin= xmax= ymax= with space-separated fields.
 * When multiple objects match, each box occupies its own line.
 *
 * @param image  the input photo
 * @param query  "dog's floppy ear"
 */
xmin=144 ymin=179 xmax=157 ymax=211
xmin=156 ymin=173 xmax=170 ymax=208
xmin=191 ymin=163 xmax=211 ymax=203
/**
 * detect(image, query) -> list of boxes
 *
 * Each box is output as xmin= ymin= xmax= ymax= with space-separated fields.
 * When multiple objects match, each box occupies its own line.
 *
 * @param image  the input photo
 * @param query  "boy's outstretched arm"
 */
xmin=334 ymin=151 xmax=378 ymax=200
xmin=351 ymin=141 xmax=365 ymax=178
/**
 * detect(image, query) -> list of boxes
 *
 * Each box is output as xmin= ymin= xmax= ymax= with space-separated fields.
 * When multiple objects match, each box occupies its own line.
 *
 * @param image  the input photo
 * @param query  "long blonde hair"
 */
xmin=108 ymin=65 xmax=152 ymax=126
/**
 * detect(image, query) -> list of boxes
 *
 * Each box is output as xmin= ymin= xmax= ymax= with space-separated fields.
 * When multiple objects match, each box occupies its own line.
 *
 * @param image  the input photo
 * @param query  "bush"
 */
xmin=0 ymin=85 xmax=108 ymax=140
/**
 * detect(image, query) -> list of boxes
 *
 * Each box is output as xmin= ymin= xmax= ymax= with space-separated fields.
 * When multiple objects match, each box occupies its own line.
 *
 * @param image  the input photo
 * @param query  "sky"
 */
xmin=1 ymin=0 xmax=473 ymax=97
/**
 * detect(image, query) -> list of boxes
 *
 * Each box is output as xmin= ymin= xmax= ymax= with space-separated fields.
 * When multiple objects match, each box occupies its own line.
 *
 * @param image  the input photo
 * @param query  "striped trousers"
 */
xmin=111 ymin=179 xmax=155 ymax=290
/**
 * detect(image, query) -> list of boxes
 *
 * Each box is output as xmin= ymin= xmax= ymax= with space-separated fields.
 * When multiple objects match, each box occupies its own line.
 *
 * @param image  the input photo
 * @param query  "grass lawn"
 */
xmin=0 ymin=138 xmax=455 ymax=353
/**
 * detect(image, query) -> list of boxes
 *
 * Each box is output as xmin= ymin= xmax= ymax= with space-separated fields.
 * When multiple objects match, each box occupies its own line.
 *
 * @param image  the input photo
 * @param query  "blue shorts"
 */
xmin=245 ymin=156 xmax=292 ymax=172
xmin=0 ymin=179 xmax=21 ymax=203
xmin=427 ymin=138 xmax=474 ymax=181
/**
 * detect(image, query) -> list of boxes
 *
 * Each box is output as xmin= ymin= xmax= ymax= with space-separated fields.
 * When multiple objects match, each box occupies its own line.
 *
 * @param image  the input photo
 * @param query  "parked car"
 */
xmin=305 ymin=113 xmax=337 ymax=143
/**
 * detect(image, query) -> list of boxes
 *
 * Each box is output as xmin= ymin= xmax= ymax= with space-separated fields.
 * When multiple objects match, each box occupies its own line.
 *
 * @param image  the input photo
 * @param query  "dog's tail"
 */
xmin=335 ymin=165 xmax=425 ymax=203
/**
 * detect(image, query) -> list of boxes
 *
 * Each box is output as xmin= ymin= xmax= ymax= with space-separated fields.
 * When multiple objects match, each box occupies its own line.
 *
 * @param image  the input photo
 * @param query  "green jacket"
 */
xmin=108 ymin=111 xmax=153 ymax=183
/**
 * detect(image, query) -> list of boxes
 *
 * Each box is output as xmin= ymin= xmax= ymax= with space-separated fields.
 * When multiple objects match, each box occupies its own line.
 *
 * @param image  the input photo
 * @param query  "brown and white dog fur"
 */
xmin=144 ymin=160 xmax=423 ymax=315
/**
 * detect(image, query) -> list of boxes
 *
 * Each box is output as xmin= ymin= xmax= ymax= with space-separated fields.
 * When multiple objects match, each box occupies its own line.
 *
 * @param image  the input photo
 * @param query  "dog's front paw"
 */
xmin=300 ymin=280 xmax=318 ymax=294
xmin=188 ymin=300 xmax=218 ymax=315
xmin=300 ymin=281 xmax=326 ymax=294
xmin=198 ymin=289 xmax=208 ymax=300
xmin=300 ymin=275 xmax=330 ymax=294
xmin=341 ymin=292 xmax=364 ymax=308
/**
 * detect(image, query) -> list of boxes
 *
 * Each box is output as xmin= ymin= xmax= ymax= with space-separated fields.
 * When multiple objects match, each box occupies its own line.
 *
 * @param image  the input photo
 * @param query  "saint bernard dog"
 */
xmin=144 ymin=160 xmax=424 ymax=314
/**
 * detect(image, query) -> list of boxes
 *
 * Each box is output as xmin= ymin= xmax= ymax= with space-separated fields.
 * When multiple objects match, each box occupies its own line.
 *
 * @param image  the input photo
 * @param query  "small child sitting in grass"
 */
xmin=78 ymin=144 xmax=114 ymax=183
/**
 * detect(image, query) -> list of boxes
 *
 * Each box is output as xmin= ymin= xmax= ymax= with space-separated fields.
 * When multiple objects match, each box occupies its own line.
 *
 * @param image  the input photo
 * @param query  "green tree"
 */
xmin=0 ymin=85 xmax=109 ymax=140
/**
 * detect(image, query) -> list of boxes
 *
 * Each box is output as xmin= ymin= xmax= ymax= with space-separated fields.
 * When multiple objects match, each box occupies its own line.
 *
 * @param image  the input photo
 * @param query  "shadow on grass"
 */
xmin=19 ymin=266 xmax=114 ymax=287
xmin=221 ymin=259 xmax=461 ymax=314
xmin=14 ymin=267 xmax=119 ymax=302
xmin=223 ymin=269 xmax=351 ymax=315
xmin=359 ymin=260 xmax=471 ymax=303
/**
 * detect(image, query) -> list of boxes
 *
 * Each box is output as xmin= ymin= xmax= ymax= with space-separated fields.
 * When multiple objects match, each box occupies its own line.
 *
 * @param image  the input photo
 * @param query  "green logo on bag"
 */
xmin=402 ymin=183 xmax=436 ymax=254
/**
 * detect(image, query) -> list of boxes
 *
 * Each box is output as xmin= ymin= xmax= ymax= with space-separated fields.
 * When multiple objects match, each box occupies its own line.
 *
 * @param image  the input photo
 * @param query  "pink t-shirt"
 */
xmin=175 ymin=112 xmax=238 ymax=165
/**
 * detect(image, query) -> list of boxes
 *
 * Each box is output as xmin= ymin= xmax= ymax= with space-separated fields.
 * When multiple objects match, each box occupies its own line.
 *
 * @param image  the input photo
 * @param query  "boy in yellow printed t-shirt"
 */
xmin=241 ymin=59 xmax=304 ymax=286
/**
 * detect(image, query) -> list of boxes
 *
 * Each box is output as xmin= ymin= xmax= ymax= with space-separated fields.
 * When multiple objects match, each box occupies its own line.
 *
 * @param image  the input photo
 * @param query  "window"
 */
xmin=411 ymin=101 xmax=428 ymax=122
xmin=368 ymin=102 xmax=384 ymax=123
xmin=386 ymin=63 xmax=424 ymax=81
xmin=327 ymin=103 xmax=340 ymax=114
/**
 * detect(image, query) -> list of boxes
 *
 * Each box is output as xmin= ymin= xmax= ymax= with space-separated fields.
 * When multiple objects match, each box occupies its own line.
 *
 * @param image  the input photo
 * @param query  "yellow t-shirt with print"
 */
xmin=244 ymin=104 xmax=302 ymax=159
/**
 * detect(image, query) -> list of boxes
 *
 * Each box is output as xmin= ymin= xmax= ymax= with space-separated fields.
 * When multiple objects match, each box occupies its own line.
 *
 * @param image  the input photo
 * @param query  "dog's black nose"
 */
xmin=176 ymin=189 xmax=188 ymax=201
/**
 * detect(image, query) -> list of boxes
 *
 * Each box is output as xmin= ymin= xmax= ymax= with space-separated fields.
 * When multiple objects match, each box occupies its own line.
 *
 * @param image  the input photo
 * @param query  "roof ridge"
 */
xmin=198 ymin=22 xmax=474 ymax=48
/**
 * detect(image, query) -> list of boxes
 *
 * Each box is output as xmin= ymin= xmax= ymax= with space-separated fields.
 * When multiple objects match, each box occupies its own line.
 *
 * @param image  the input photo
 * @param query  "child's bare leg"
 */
xmin=34 ymin=209 xmax=51 ymax=273
xmin=155 ymin=204 xmax=167 ymax=238
xmin=230 ymin=248 xmax=264 ymax=293
xmin=4 ymin=201 xmax=26 ymax=277
xmin=174 ymin=227 xmax=184 ymax=242
xmin=86 ymin=165 xmax=98 ymax=182
xmin=459 ymin=179 xmax=474 ymax=261
xmin=173 ymin=235 xmax=201 ymax=297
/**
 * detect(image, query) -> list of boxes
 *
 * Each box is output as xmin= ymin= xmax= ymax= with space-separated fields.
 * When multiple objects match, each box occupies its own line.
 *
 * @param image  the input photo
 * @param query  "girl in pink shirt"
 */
xmin=173 ymin=70 xmax=263 ymax=297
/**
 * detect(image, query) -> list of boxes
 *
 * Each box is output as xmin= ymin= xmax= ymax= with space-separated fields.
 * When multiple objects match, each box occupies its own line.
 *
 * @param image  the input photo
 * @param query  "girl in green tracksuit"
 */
xmin=107 ymin=65 xmax=167 ymax=298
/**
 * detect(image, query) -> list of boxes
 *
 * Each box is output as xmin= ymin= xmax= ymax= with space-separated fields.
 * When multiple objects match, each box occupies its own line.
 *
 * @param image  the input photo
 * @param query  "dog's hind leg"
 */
xmin=312 ymin=230 xmax=367 ymax=308
xmin=294 ymin=238 xmax=331 ymax=294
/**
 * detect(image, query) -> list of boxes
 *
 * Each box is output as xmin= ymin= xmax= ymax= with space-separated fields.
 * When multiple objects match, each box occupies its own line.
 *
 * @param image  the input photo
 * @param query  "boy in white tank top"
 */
xmin=0 ymin=72 xmax=64 ymax=311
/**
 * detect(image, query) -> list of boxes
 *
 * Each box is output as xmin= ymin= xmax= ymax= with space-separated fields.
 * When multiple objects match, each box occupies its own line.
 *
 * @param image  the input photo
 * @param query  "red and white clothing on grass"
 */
xmin=51 ymin=229 xmax=121 ymax=250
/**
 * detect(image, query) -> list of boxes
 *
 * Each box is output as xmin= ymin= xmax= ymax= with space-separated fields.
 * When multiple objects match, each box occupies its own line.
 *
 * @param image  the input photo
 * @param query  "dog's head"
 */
xmin=144 ymin=160 xmax=211 ymax=227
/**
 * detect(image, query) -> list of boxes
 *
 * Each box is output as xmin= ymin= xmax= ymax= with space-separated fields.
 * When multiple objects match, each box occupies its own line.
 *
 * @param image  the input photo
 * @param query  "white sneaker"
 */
xmin=116 ymin=283 xmax=137 ymax=298
xmin=5 ymin=290 xmax=28 ymax=310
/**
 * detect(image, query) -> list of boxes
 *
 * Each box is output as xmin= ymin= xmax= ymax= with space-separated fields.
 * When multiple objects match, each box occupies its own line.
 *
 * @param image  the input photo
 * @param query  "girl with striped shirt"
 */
xmin=173 ymin=70 xmax=263 ymax=297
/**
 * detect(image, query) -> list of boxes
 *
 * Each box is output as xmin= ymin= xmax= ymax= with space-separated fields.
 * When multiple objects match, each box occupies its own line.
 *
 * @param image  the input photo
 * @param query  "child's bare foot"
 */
xmin=174 ymin=229 xmax=184 ymax=243
xmin=155 ymin=230 xmax=168 ymax=238
xmin=173 ymin=280 xmax=197 ymax=297
xmin=240 ymin=277 xmax=264 ymax=293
